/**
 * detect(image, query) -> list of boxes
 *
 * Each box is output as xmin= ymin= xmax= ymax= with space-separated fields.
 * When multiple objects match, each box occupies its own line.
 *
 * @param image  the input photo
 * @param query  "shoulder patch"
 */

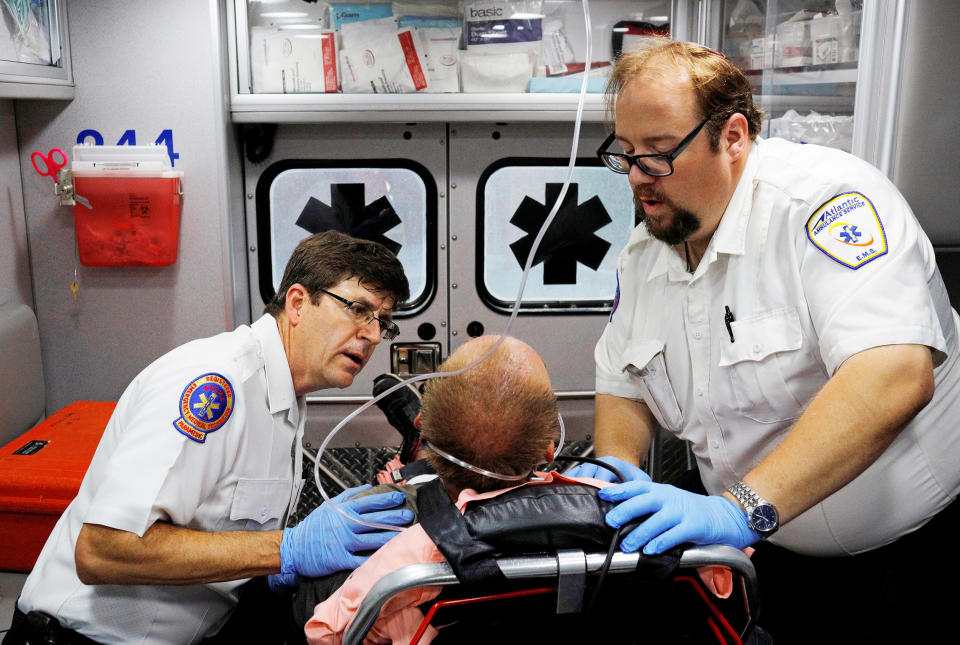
xmin=609 ymin=270 xmax=620 ymax=322
xmin=806 ymin=191 xmax=887 ymax=269
xmin=173 ymin=373 xmax=235 ymax=443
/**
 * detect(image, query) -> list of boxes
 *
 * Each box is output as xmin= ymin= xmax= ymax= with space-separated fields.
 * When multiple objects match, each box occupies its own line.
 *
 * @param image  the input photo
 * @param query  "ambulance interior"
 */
xmin=2 ymin=0 xmax=960 ymax=639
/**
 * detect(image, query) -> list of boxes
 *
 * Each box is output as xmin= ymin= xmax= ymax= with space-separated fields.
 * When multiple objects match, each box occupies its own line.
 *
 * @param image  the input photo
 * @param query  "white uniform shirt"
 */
xmin=595 ymin=138 xmax=960 ymax=556
xmin=19 ymin=314 xmax=306 ymax=643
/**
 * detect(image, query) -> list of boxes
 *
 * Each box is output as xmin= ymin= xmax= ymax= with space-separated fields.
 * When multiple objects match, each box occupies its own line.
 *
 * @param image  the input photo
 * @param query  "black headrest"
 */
xmin=462 ymin=482 xmax=617 ymax=553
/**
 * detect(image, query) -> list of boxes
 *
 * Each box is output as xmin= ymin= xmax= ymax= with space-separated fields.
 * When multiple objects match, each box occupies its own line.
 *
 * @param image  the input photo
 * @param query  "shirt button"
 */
xmin=753 ymin=343 xmax=763 ymax=354
xmin=711 ymin=440 xmax=720 ymax=448
xmin=696 ymin=387 xmax=703 ymax=396
xmin=693 ymin=331 xmax=702 ymax=340
xmin=260 ymin=505 xmax=268 ymax=518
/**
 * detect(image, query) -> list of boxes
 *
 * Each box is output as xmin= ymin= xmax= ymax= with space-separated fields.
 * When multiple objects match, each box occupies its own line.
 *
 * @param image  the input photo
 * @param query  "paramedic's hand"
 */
xmin=599 ymin=481 xmax=759 ymax=554
xmin=267 ymin=571 xmax=298 ymax=594
xmin=279 ymin=484 xmax=414 ymax=579
xmin=564 ymin=456 xmax=651 ymax=484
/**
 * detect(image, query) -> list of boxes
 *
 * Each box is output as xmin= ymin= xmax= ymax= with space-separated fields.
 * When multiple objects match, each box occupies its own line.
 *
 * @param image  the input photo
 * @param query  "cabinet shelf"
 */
xmin=230 ymin=92 xmax=609 ymax=124
xmin=745 ymin=64 xmax=858 ymax=86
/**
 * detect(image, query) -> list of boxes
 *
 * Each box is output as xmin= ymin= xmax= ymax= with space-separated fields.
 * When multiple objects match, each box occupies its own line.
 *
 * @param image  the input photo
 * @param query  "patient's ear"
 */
xmin=414 ymin=412 xmax=422 ymax=429
xmin=544 ymin=440 xmax=555 ymax=463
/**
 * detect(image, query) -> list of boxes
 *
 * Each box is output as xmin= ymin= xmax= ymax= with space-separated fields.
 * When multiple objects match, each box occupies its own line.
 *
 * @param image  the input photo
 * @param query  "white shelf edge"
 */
xmin=230 ymin=92 xmax=609 ymax=123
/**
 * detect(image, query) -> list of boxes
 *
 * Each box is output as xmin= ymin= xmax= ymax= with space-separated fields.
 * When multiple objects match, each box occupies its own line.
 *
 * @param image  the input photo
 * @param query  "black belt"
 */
xmin=8 ymin=606 xmax=101 ymax=645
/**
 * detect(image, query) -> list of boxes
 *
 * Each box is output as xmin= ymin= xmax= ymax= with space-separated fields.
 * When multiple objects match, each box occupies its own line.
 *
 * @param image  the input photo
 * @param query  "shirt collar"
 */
xmin=251 ymin=314 xmax=302 ymax=427
xmin=638 ymin=140 xmax=761 ymax=282
xmin=706 ymin=140 xmax=760 ymax=260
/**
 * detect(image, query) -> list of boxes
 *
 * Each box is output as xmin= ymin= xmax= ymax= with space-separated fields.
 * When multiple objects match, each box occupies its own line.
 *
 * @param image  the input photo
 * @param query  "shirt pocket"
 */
xmin=619 ymin=339 xmax=683 ymax=432
xmin=229 ymin=479 xmax=291 ymax=531
xmin=718 ymin=308 xmax=822 ymax=423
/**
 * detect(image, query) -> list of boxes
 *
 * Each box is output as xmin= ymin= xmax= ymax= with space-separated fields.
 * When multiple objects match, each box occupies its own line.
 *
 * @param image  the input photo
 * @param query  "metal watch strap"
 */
xmin=728 ymin=480 xmax=765 ymax=513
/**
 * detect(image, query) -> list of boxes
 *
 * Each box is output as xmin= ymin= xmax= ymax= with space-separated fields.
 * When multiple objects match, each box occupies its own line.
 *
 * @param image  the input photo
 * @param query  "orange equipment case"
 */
xmin=0 ymin=401 xmax=115 ymax=572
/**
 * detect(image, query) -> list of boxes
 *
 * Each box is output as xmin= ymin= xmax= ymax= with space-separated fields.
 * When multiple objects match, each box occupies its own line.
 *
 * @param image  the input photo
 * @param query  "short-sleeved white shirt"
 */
xmin=595 ymin=138 xmax=960 ymax=556
xmin=19 ymin=314 xmax=307 ymax=644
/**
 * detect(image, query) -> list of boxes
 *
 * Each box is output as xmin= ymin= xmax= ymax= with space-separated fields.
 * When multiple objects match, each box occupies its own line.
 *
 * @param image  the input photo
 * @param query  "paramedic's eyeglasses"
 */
xmin=317 ymin=289 xmax=400 ymax=340
xmin=597 ymin=116 xmax=711 ymax=177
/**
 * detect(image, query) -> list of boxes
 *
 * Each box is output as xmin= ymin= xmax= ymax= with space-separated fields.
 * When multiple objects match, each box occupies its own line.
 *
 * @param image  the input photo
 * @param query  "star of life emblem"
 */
xmin=173 ymin=373 xmax=235 ymax=443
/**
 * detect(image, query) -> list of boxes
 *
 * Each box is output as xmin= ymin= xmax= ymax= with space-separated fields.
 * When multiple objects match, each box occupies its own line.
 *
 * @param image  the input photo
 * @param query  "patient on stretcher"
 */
xmin=302 ymin=336 xmax=733 ymax=645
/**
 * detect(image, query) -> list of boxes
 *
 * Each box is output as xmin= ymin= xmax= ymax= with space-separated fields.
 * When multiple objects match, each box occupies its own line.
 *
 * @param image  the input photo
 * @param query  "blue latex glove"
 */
xmin=563 ymin=456 xmax=652 ymax=484
xmin=599 ymin=480 xmax=759 ymax=554
xmin=279 ymin=484 xmax=414 ymax=579
xmin=267 ymin=571 xmax=299 ymax=594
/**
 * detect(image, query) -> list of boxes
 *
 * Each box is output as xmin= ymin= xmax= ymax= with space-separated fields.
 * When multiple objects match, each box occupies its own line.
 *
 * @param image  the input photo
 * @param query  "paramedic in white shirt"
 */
xmin=569 ymin=38 xmax=960 ymax=643
xmin=8 ymin=231 xmax=414 ymax=645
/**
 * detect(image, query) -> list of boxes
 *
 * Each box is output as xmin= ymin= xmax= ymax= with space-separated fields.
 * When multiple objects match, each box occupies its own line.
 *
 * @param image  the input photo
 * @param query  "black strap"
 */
xmin=390 ymin=458 xmax=435 ymax=483
xmin=416 ymin=478 xmax=506 ymax=586
xmin=13 ymin=608 xmax=102 ymax=645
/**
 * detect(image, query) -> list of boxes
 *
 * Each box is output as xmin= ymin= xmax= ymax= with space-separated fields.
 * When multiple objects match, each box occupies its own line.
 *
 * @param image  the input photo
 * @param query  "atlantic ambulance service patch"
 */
xmin=806 ymin=192 xmax=887 ymax=269
xmin=173 ymin=373 xmax=235 ymax=443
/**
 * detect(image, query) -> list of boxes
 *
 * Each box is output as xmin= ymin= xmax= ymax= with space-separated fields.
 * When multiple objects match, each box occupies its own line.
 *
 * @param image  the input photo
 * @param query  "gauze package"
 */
xmin=461 ymin=51 xmax=531 ymax=92
xmin=326 ymin=3 xmax=393 ymax=30
xmin=418 ymin=27 xmax=461 ymax=93
xmin=464 ymin=0 xmax=544 ymax=71
xmin=250 ymin=27 xmax=339 ymax=93
xmin=340 ymin=26 xmax=430 ymax=93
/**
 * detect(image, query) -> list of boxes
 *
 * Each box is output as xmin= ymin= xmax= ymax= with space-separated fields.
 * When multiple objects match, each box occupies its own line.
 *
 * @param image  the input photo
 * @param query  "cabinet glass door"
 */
xmin=718 ymin=0 xmax=862 ymax=152
xmin=1 ymin=0 xmax=60 ymax=68
xmin=237 ymin=0 xmax=670 ymax=96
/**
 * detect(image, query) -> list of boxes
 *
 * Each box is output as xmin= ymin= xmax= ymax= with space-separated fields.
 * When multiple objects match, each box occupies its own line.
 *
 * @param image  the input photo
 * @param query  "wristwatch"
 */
xmin=728 ymin=481 xmax=780 ymax=538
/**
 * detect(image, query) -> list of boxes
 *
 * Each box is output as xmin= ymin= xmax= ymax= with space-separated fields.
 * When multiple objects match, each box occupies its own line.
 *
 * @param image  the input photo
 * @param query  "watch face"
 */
xmin=751 ymin=504 xmax=779 ymax=533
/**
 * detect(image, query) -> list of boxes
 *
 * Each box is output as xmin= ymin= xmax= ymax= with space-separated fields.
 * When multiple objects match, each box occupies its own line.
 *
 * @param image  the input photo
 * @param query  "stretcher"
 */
xmin=344 ymin=544 xmax=760 ymax=645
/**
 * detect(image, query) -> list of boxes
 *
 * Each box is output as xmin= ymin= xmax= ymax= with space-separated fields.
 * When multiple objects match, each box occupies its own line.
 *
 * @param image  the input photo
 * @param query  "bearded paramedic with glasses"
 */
xmin=9 ymin=231 xmax=414 ymax=645
xmin=567 ymin=38 xmax=960 ymax=642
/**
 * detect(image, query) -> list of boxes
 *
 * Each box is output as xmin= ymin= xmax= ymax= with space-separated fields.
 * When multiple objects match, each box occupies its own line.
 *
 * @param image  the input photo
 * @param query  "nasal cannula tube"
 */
xmin=315 ymin=0 xmax=594 ymax=531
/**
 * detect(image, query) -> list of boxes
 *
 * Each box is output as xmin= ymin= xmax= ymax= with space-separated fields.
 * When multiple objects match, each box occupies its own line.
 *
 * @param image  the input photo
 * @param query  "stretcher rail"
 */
xmin=345 ymin=544 xmax=758 ymax=645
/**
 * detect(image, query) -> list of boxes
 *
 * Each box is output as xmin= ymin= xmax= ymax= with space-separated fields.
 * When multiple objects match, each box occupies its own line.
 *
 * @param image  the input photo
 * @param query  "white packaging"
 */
xmin=418 ymin=27 xmax=461 ymax=93
xmin=541 ymin=17 xmax=574 ymax=75
xmin=339 ymin=15 xmax=400 ymax=50
xmin=768 ymin=109 xmax=853 ymax=152
xmin=810 ymin=14 xmax=841 ymax=65
xmin=775 ymin=17 xmax=812 ymax=67
xmin=461 ymin=51 xmax=531 ymax=92
xmin=339 ymin=26 xmax=429 ymax=93
xmin=250 ymin=27 xmax=339 ymax=93
xmin=749 ymin=37 xmax=768 ymax=69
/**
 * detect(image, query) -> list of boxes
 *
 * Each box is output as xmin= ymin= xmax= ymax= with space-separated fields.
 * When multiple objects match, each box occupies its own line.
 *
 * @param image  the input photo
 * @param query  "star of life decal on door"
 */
xmin=806 ymin=192 xmax=887 ymax=269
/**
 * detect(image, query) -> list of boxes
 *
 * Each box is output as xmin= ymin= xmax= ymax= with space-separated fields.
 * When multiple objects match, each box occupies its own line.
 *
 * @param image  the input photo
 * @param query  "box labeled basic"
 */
xmin=0 ymin=401 xmax=115 ymax=571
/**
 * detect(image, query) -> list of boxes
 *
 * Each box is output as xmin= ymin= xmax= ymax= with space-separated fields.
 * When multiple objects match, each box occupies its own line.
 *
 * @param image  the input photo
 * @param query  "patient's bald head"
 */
xmin=419 ymin=336 xmax=558 ymax=495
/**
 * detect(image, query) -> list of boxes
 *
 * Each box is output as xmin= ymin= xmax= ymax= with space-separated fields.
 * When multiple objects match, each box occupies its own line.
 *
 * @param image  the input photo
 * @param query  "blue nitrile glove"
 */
xmin=279 ymin=484 xmax=414 ymax=579
xmin=563 ymin=456 xmax=652 ymax=484
xmin=267 ymin=571 xmax=299 ymax=594
xmin=599 ymin=480 xmax=759 ymax=555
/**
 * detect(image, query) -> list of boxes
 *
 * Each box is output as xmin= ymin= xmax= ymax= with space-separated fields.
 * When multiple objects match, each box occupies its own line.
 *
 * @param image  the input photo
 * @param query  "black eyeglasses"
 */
xmin=317 ymin=289 xmax=400 ymax=340
xmin=597 ymin=116 xmax=711 ymax=177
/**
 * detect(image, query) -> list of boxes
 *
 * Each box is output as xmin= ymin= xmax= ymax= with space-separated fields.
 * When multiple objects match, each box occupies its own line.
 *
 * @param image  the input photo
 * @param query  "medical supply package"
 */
xmin=340 ymin=25 xmax=429 ymax=93
xmin=418 ymin=27 xmax=461 ymax=93
xmin=464 ymin=0 xmax=543 ymax=53
xmin=326 ymin=2 xmax=393 ymax=30
xmin=251 ymin=27 xmax=339 ymax=93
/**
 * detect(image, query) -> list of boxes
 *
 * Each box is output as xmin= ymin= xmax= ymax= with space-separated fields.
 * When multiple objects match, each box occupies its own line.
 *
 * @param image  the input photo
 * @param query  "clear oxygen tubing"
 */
xmin=313 ymin=0 xmax=594 ymax=531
